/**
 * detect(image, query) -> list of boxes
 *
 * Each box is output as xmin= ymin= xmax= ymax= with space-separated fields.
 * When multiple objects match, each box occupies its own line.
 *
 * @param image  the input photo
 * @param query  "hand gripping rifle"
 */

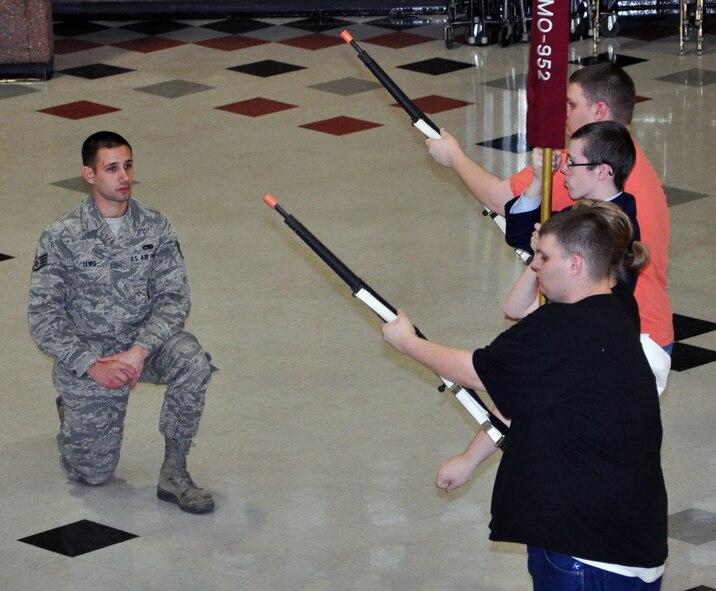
xmin=340 ymin=30 xmax=531 ymax=265
xmin=263 ymin=193 xmax=508 ymax=447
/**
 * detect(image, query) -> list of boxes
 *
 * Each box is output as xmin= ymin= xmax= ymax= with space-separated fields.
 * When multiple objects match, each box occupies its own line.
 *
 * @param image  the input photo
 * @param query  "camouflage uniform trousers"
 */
xmin=53 ymin=331 xmax=214 ymax=485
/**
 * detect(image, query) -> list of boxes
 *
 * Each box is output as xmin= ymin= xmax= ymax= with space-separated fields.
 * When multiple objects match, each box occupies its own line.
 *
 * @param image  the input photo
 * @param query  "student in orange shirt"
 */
xmin=426 ymin=63 xmax=672 ymax=350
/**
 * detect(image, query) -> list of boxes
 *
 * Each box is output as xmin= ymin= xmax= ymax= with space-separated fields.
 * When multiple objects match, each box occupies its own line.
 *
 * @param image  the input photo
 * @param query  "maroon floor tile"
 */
xmin=54 ymin=38 xmax=102 ymax=54
xmin=363 ymin=31 xmax=433 ymax=49
xmin=38 ymin=100 xmax=121 ymax=120
xmin=216 ymin=97 xmax=298 ymax=116
xmin=113 ymin=37 xmax=185 ymax=53
xmin=279 ymin=33 xmax=344 ymax=50
xmin=398 ymin=57 xmax=474 ymax=76
xmin=299 ymin=115 xmax=382 ymax=135
xmin=393 ymin=94 xmax=473 ymax=114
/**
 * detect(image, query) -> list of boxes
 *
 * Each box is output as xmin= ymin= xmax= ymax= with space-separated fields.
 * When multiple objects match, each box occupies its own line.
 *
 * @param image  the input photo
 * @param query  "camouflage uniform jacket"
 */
xmin=29 ymin=195 xmax=191 ymax=378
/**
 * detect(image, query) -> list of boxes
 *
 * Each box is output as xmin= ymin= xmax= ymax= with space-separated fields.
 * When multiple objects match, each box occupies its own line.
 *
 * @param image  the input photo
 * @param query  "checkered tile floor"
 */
xmin=1 ymin=12 xmax=715 ymax=591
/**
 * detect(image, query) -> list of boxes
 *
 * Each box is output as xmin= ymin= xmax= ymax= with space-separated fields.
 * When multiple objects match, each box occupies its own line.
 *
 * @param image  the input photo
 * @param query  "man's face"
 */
xmin=84 ymin=145 xmax=133 ymax=207
xmin=530 ymin=233 xmax=572 ymax=302
xmin=565 ymin=83 xmax=597 ymax=137
xmin=560 ymin=138 xmax=599 ymax=200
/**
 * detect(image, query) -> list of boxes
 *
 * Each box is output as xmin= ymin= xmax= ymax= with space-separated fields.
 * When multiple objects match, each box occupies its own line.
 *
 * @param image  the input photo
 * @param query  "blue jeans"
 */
xmin=527 ymin=547 xmax=662 ymax=591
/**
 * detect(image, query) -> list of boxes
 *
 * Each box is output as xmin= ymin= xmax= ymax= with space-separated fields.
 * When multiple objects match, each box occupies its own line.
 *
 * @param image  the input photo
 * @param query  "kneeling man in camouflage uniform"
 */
xmin=29 ymin=131 xmax=215 ymax=514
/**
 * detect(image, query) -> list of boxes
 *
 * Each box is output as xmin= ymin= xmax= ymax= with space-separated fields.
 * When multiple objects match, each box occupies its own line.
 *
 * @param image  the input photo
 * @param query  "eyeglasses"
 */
xmin=564 ymin=158 xmax=602 ymax=169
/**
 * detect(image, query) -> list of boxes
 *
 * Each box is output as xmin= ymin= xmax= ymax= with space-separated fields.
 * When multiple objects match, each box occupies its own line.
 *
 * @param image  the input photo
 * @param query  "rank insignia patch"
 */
xmin=32 ymin=253 xmax=48 ymax=272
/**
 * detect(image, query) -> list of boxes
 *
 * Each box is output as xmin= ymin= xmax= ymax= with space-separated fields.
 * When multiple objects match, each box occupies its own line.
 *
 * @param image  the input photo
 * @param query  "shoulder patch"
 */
xmin=32 ymin=253 xmax=48 ymax=272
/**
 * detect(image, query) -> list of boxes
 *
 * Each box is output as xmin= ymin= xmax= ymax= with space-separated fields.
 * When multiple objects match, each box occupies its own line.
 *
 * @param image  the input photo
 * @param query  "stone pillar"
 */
xmin=0 ymin=0 xmax=54 ymax=80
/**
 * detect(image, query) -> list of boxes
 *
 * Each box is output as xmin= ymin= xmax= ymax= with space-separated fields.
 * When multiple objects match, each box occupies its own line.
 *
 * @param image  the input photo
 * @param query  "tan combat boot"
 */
xmin=157 ymin=437 xmax=215 ymax=514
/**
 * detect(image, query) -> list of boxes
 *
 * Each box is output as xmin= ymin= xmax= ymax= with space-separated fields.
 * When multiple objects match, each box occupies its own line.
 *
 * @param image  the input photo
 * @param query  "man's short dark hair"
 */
xmin=569 ymin=63 xmax=636 ymax=126
xmin=570 ymin=121 xmax=636 ymax=191
xmin=539 ymin=207 xmax=613 ymax=282
xmin=81 ymin=131 xmax=131 ymax=169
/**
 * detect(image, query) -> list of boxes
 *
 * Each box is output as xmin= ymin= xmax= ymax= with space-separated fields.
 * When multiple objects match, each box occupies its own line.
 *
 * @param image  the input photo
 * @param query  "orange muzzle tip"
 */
xmin=340 ymin=30 xmax=353 ymax=43
xmin=262 ymin=193 xmax=278 ymax=209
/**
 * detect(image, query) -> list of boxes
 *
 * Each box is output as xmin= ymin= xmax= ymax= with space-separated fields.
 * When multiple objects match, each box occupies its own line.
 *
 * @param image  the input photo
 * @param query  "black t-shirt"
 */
xmin=611 ymin=279 xmax=640 ymax=332
xmin=473 ymin=294 xmax=667 ymax=567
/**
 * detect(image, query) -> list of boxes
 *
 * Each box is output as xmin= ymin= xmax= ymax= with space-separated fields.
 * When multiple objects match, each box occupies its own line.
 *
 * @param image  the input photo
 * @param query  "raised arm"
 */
xmin=381 ymin=309 xmax=484 ymax=392
xmin=503 ymin=226 xmax=543 ymax=320
xmin=425 ymin=129 xmax=515 ymax=216
xmin=502 ymin=265 xmax=540 ymax=320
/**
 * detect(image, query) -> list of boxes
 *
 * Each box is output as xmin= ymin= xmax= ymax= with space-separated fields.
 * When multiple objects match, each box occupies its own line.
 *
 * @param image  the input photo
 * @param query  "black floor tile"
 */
xmin=365 ymin=17 xmax=426 ymax=31
xmin=478 ymin=133 xmax=533 ymax=154
xmin=673 ymin=314 xmax=716 ymax=341
xmin=119 ymin=20 xmax=193 ymax=35
xmin=284 ymin=16 xmax=355 ymax=32
xmin=57 ymin=64 xmax=135 ymax=80
xmin=227 ymin=60 xmax=306 ymax=78
xmin=0 ymin=253 xmax=14 ymax=262
xmin=670 ymin=342 xmax=716 ymax=372
xmin=53 ymin=21 xmax=110 ymax=38
xmin=398 ymin=57 xmax=474 ymax=76
xmin=228 ymin=59 xmax=306 ymax=77
xmin=570 ymin=53 xmax=648 ymax=68
xmin=18 ymin=520 xmax=138 ymax=557
xmin=202 ymin=18 xmax=274 ymax=35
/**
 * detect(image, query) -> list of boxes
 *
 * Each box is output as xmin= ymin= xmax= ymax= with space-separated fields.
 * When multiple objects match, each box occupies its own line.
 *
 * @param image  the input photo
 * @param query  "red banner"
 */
xmin=526 ymin=0 xmax=570 ymax=149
